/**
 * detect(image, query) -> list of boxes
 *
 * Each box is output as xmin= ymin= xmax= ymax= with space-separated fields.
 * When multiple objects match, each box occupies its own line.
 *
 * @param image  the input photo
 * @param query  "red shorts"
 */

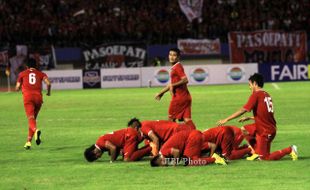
xmin=255 ymin=132 xmax=276 ymax=159
xmin=217 ymin=127 xmax=234 ymax=157
xmin=23 ymin=94 xmax=43 ymax=118
xmin=168 ymin=97 xmax=191 ymax=120
xmin=183 ymin=130 xmax=203 ymax=159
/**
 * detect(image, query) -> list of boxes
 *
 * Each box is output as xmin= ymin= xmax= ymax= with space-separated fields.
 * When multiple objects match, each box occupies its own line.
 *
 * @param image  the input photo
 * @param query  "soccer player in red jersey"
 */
xmin=15 ymin=58 xmax=51 ymax=149
xmin=84 ymin=118 xmax=151 ymax=162
xmin=150 ymin=130 xmax=227 ymax=166
xmin=217 ymin=73 xmax=298 ymax=161
xmin=132 ymin=119 xmax=195 ymax=156
xmin=155 ymin=48 xmax=192 ymax=123
xmin=202 ymin=126 xmax=252 ymax=160
xmin=231 ymin=124 xmax=257 ymax=151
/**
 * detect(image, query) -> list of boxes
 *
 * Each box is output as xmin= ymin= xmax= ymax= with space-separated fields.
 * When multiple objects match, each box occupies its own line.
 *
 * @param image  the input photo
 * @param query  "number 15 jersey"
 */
xmin=17 ymin=68 xmax=48 ymax=96
xmin=243 ymin=90 xmax=277 ymax=135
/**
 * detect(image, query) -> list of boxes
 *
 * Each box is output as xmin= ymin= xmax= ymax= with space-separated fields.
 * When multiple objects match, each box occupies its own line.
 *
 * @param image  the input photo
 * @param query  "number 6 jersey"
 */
xmin=17 ymin=68 xmax=48 ymax=96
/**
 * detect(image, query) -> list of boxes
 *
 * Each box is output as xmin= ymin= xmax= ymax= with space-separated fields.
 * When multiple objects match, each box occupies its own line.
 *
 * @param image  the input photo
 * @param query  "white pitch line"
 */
xmin=271 ymin=83 xmax=280 ymax=90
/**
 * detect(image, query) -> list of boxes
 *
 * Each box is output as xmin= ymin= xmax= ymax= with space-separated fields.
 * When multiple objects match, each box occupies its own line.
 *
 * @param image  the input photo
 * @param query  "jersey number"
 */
xmin=264 ymin=97 xmax=274 ymax=113
xmin=29 ymin=73 xmax=36 ymax=85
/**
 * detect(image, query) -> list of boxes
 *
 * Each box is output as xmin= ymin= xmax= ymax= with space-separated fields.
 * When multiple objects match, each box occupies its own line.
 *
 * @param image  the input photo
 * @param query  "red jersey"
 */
xmin=160 ymin=130 xmax=192 ymax=157
xmin=95 ymin=128 xmax=139 ymax=149
xmin=243 ymin=90 xmax=276 ymax=135
xmin=141 ymin=120 xmax=179 ymax=142
xmin=170 ymin=62 xmax=190 ymax=100
xmin=17 ymin=68 xmax=48 ymax=96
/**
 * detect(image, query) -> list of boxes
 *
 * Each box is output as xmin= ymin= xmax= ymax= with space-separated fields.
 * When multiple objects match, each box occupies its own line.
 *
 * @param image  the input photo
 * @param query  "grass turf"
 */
xmin=0 ymin=81 xmax=309 ymax=190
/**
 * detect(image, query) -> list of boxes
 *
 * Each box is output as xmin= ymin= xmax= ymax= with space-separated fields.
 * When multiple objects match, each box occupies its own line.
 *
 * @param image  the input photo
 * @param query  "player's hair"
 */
xmin=150 ymin=155 xmax=161 ymax=167
xmin=248 ymin=73 xmax=264 ymax=88
xmin=27 ymin=58 xmax=37 ymax=68
xmin=128 ymin=118 xmax=141 ymax=128
xmin=169 ymin=48 xmax=181 ymax=56
xmin=84 ymin=144 xmax=98 ymax=162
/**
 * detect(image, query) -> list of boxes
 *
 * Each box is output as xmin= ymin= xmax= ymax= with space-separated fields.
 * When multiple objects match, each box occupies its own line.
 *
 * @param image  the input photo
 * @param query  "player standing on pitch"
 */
xmin=155 ymin=48 xmax=193 ymax=124
xmin=16 ymin=58 xmax=51 ymax=149
xmin=217 ymin=73 xmax=298 ymax=161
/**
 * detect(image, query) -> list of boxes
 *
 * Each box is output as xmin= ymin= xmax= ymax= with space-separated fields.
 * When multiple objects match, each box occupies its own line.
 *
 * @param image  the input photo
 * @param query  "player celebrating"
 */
xmin=16 ymin=58 xmax=51 ymax=149
xmin=128 ymin=118 xmax=195 ymax=156
xmin=150 ymin=130 xmax=227 ymax=166
xmin=155 ymin=48 xmax=192 ymax=123
xmin=217 ymin=73 xmax=298 ymax=161
xmin=84 ymin=119 xmax=151 ymax=162
xmin=202 ymin=126 xmax=252 ymax=160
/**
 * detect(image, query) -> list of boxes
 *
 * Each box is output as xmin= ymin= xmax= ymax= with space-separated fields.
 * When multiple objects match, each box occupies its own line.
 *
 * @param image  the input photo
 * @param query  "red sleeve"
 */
xmin=41 ymin=72 xmax=48 ymax=80
xmin=17 ymin=72 xmax=24 ymax=83
xmin=175 ymin=64 xmax=186 ymax=78
xmin=243 ymin=92 xmax=257 ymax=112
xmin=95 ymin=135 xmax=106 ymax=150
xmin=141 ymin=122 xmax=153 ymax=136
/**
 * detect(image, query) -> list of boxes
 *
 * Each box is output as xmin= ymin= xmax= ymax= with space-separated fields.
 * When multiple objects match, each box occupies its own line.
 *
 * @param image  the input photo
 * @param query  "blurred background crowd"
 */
xmin=1 ymin=0 xmax=309 ymax=47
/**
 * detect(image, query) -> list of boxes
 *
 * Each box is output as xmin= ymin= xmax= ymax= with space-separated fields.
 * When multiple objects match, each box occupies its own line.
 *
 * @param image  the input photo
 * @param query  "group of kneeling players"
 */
xmin=84 ymin=119 xmax=261 ymax=166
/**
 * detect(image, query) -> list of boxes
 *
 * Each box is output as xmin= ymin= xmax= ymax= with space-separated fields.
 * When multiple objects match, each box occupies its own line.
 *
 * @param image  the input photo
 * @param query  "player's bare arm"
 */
xmin=44 ymin=77 xmax=51 ymax=96
xmin=238 ymin=116 xmax=254 ymax=123
xmin=170 ymin=148 xmax=180 ymax=166
xmin=217 ymin=108 xmax=248 ymax=126
xmin=105 ymin=141 xmax=117 ymax=162
xmin=15 ymin=82 xmax=21 ymax=91
xmin=148 ymin=131 xmax=160 ymax=156
xmin=155 ymin=85 xmax=170 ymax=101
xmin=208 ymin=142 xmax=217 ymax=157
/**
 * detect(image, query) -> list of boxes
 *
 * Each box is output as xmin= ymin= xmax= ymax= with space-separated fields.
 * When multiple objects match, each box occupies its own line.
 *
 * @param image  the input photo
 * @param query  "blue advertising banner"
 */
xmin=258 ymin=63 xmax=308 ymax=82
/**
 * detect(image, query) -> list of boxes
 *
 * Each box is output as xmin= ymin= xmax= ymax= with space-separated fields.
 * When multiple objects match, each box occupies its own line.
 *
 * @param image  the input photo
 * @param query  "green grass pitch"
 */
xmin=0 ymin=81 xmax=309 ymax=190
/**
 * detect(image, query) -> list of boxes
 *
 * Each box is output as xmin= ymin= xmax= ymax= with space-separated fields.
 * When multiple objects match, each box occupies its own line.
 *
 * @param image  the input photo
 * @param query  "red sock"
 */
xmin=27 ymin=117 xmax=37 ymax=142
xmin=129 ymin=146 xmax=152 ymax=161
xmin=188 ymin=157 xmax=215 ymax=166
xmin=264 ymin=147 xmax=292 ymax=160
xmin=228 ymin=147 xmax=252 ymax=160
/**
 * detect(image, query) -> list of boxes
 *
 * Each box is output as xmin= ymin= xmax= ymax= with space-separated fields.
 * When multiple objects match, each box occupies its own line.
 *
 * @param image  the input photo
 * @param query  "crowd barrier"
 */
xmin=44 ymin=64 xmax=258 ymax=89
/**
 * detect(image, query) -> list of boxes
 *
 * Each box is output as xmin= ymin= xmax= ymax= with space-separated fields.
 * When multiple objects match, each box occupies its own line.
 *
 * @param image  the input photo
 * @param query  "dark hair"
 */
xmin=248 ymin=73 xmax=264 ymax=88
xmin=128 ymin=118 xmax=141 ymax=128
xmin=150 ymin=155 xmax=161 ymax=167
xmin=84 ymin=144 xmax=98 ymax=162
xmin=27 ymin=58 xmax=37 ymax=68
xmin=169 ymin=48 xmax=181 ymax=56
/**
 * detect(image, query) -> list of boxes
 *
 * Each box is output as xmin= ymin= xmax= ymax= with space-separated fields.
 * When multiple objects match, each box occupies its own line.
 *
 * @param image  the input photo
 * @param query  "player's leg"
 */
xmin=23 ymin=100 xmax=35 ymax=149
xmin=254 ymin=133 xmax=274 ymax=160
xmin=33 ymin=96 xmax=43 ymax=145
xmin=128 ymin=145 xmax=152 ymax=161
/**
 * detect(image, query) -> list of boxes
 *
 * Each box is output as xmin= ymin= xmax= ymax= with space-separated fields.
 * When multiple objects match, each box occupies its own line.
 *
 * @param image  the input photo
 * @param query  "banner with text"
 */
xmin=101 ymin=68 xmax=141 ymax=88
xmin=44 ymin=70 xmax=83 ymax=90
xmin=177 ymin=38 xmax=221 ymax=55
xmin=83 ymin=43 xmax=147 ymax=70
xmin=229 ymin=30 xmax=307 ymax=64
xmin=178 ymin=0 xmax=203 ymax=22
xmin=258 ymin=63 xmax=308 ymax=82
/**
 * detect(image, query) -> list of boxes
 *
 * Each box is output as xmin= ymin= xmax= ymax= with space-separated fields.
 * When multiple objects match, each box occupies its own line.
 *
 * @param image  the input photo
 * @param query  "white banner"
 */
xmin=177 ymin=38 xmax=221 ymax=55
xmin=141 ymin=66 xmax=171 ymax=87
xmin=178 ymin=0 xmax=203 ymax=22
xmin=101 ymin=68 xmax=141 ymax=88
xmin=44 ymin=70 xmax=83 ymax=90
xmin=184 ymin=64 xmax=258 ymax=85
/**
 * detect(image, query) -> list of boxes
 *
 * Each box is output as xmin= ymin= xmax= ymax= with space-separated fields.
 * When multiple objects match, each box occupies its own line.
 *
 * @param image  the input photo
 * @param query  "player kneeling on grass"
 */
xmin=129 ymin=118 xmax=195 ymax=157
xmin=84 ymin=118 xmax=151 ymax=163
xmin=150 ymin=130 xmax=227 ymax=167
xmin=202 ymin=126 xmax=253 ymax=160
xmin=217 ymin=73 xmax=298 ymax=161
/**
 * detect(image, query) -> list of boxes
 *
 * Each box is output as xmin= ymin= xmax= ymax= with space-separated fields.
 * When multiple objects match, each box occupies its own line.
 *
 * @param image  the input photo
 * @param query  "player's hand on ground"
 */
xmin=238 ymin=117 xmax=250 ymax=123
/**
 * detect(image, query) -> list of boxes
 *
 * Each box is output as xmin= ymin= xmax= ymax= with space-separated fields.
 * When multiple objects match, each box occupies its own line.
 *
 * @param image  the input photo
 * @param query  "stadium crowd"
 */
xmin=0 ymin=0 xmax=309 ymax=47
